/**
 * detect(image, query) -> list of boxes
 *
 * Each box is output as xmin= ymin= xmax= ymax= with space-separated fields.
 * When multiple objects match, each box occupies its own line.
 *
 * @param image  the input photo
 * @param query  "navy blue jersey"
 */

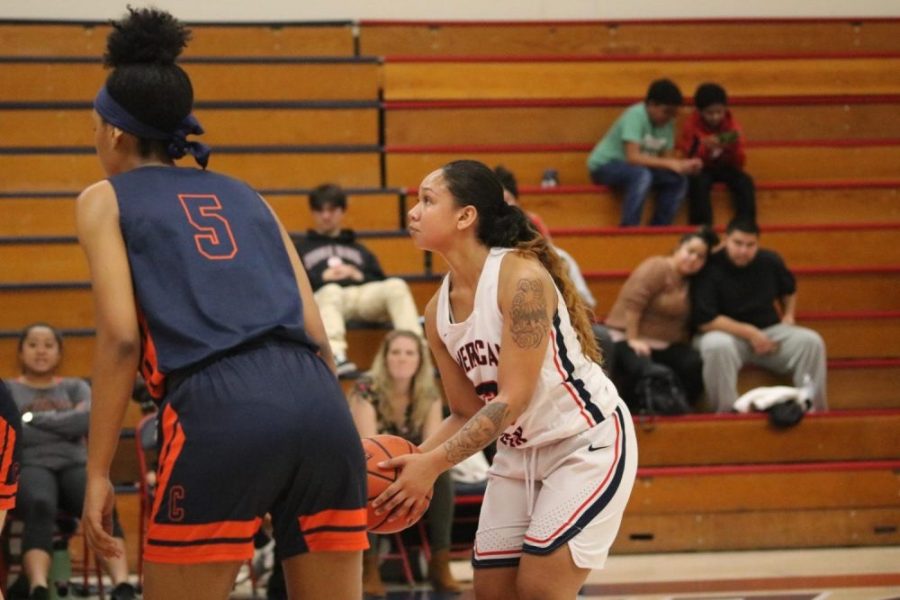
xmin=110 ymin=166 xmax=313 ymax=399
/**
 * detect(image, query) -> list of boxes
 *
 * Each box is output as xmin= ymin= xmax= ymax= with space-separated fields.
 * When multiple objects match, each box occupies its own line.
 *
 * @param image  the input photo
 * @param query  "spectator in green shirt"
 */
xmin=587 ymin=79 xmax=702 ymax=226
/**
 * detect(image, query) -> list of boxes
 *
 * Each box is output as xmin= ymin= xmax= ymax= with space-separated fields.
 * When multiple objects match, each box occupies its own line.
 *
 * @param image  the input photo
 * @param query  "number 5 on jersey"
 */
xmin=178 ymin=194 xmax=239 ymax=260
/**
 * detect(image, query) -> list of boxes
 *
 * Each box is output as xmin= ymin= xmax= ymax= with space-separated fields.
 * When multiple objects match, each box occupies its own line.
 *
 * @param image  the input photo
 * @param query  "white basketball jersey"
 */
xmin=436 ymin=248 xmax=621 ymax=449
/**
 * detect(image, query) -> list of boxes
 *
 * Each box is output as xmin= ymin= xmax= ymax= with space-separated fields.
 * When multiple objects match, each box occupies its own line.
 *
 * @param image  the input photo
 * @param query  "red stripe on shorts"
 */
xmin=149 ymin=404 xmax=186 ymax=527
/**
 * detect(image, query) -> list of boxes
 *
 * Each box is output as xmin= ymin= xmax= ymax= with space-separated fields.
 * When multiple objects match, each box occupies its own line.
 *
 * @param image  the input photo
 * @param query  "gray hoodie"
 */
xmin=4 ymin=378 xmax=90 ymax=470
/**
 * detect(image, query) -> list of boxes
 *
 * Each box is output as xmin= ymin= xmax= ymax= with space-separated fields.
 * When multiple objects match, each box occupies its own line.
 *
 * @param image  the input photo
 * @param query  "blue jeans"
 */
xmin=590 ymin=160 xmax=688 ymax=226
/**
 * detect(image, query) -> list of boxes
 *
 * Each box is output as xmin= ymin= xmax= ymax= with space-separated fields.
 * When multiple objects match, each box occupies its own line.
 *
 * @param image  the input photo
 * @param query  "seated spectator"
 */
xmin=604 ymin=227 xmax=719 ymax=409
xmin=691 ymin=219 xmax=828 ymax=412
xmin=293 ymin=184 xmax=423 ymax=375
xmin=348 ymin=330 xmax=461 ymax=597
xmin=678 ymin=82 xmax=757 ymax=226
xmin=588 ymin=78 xmax=702 ymax=226
xmin=4 ymin=323 xmax=135 ymax=600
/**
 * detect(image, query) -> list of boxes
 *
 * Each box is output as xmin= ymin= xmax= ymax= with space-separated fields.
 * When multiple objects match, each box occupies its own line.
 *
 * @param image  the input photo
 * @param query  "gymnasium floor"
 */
xmin=225 ymin=545 xmax=900 ymax=599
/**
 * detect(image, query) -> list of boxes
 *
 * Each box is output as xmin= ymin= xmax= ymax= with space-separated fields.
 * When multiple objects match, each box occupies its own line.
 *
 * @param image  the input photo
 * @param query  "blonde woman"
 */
xmin=349 ymin=330 xmax=462 ymax=596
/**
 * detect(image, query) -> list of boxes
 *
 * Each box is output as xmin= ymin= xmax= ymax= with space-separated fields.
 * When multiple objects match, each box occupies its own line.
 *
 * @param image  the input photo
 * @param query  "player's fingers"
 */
xmin=377 ymin=455 xmax=408 ymax=470
xmin=85 ymin=515 xmax=121 ymax=558
xmin=406 ymin=498 xmax=429 ymax=526
xmin=86 ymin=524 xmax=118 ymax=557
xmin=372 ymin=482 xmax=402 ymax=510
xmin=386 ymin=496 xmax=416 ymax=522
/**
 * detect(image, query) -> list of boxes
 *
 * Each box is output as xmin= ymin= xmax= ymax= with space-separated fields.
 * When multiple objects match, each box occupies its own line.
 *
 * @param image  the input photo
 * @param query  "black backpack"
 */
xmin=633 ymin=362 xmax=691 ymax=416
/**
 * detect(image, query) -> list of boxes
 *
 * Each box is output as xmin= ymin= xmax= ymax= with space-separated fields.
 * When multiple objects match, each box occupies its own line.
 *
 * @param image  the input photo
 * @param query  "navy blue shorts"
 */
xmin=145 ymin=341 xmax=368 ymax=564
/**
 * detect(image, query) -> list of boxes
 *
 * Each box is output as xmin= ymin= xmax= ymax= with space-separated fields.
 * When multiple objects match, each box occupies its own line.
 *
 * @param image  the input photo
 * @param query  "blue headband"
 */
xmin=93 ymin=86 xmax=211 ymax=169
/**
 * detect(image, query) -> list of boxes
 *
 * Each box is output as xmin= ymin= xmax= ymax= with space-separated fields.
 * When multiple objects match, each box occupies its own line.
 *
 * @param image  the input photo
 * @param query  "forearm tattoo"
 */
xmin=510 ymin=278 xmax=549 ymax=349
xmin=443 ymin=402 xmax=509 ymax=464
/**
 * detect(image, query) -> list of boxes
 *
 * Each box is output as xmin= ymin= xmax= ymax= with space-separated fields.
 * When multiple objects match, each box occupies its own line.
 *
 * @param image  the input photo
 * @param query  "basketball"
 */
xmin=363 ymin=434 xmax=431 ymax=534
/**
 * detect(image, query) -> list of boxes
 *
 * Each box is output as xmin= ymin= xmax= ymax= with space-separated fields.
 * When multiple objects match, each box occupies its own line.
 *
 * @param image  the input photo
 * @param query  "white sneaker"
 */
xmin=234 ymin=562 xmax=252 ymax=584
xmin=335 ymin=356 xmax=358 ymax=377
xmin=799 ymin=373 xmax=816 ymax=409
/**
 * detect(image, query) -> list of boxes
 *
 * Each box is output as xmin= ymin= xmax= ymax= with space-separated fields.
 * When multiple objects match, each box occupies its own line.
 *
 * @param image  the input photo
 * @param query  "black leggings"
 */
xmin=17 ymin=464 xmax=124 ymax=554
xmin=687 ymin=165 xmax=756 ymax=226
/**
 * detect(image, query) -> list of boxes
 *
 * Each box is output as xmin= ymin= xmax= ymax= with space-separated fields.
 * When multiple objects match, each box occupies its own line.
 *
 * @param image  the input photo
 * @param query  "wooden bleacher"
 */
xmin=617 ymin=459 xmax=900 ymax=552
xmin=384 ymin=96 xmax=900 ymax=144
xmin=384 ymin=140 xmax=900 ymax=187
xmin=1 ymin=104 xmax=380 ymax=147
xmin=508 ymin=181 xmax=900 ymax=226
xmin=0 ymin=58 xmax=380 ymax=103
xmin=7 ymin=265 xmax=897 ymax=330
xmin=382 ymin=55 xmax=900 ymax=101
xmin=581 ymin=266 xmax=900 ymax=314
xmin=634 ymin=410 xmax=900 ymax=465
xmin=2 ymin=309 xmax=893 ymax=372
xmin=1 ymin=18 xmax=898 ymax=560
xmin=0 ymin=149 xmax=382 ymax=191
xmin=548 ymin=224 xmax=900 ymax=269
xmin=5 ymin=221 xmax=896 ymax=283
xmin=359 ymin=19 xmax=900 ymax=56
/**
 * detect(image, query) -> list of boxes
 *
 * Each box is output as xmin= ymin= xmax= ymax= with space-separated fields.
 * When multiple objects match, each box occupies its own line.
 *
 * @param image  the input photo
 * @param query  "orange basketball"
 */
xmin=363 ymin=434 xmax=431 ymax=534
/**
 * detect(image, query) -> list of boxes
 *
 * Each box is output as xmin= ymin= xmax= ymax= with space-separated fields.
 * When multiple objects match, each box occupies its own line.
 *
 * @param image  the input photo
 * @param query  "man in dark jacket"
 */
xmin=294 ymin=184 xmax=422 ymax=374
xmin=691 ymin=218 xmax=827 ymax=412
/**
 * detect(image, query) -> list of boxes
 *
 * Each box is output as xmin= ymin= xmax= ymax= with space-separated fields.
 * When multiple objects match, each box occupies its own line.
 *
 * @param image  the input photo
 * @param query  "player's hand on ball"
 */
xmin=373 ymin=452 xmax=440 ymax=525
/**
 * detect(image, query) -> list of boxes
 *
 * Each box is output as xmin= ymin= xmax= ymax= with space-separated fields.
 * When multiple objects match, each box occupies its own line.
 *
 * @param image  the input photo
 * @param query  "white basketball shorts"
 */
xmin=472 ymin=400 xmax=637 ymax=570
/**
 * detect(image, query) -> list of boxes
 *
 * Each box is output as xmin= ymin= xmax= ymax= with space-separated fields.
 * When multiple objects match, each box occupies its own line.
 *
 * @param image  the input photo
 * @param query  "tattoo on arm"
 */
xmin=510 ymin=278 xmax=549 ymax=349
xmin=443 ymin=402 xmax=509 ymax=464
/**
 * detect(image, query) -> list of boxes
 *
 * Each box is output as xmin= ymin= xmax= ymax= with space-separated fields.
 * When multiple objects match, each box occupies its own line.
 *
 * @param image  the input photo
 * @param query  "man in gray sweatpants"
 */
xmin=691 ymin=218 xmax=827 ymax=412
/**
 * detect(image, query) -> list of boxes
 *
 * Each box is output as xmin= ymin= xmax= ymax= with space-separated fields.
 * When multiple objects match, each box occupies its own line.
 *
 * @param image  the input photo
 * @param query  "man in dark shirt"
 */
xmin=691 ymin=218 xmax=827 ymax=412
xmin=293 ymin=184 xmax=423 ymax=375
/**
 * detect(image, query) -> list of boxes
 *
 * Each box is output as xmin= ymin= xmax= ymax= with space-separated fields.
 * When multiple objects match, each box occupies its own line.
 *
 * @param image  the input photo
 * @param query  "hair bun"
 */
xmin=104 ymin=7 xmax=190 ymax=68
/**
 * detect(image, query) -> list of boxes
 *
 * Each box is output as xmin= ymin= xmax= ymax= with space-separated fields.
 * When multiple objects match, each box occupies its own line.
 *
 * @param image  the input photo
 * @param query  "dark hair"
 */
xmin=726 ymin=217 xmax=761 ymax=236
xmin=308 ymin=183 xmax=348 ymax=211
xmin=679 ymin=225 xmax=720 ymax=251
xmin=103 ymin=7 xmax=193 ymax=158
xmin=645 ymin=78 xmax=684 ymax=106
xmin=441 ymin=160 xmax=602 ymax=364
xmin=17 ymin=322 xmax=64 ymax=354
xmin=694 ymin=82 xmax=728 ymax=110
xmin=493 ymin=165 xmax=519 ymax=200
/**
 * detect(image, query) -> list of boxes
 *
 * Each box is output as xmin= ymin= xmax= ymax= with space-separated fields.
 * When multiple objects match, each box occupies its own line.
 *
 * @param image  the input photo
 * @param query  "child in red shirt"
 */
xmin=678 ymin=83 xmax=757 ymax=225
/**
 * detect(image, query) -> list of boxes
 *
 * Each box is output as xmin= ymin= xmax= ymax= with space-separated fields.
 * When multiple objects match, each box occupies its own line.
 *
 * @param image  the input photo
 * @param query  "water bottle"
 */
xmin=541 ymin=168 xmax=559 ymax=188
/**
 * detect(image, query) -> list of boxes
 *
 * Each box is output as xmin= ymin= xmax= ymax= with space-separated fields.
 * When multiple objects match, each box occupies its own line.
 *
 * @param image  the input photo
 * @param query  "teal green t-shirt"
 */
xmin=587 ymin=102 xmax=675 ymax=171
